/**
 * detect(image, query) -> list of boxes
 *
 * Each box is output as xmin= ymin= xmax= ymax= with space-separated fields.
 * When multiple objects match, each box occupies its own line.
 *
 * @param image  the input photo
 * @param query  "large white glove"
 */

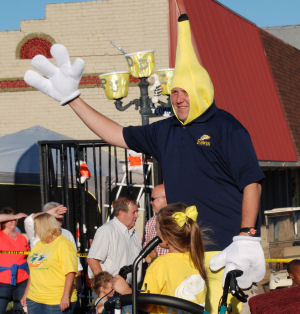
xmin=209 ymin=236 xmax=266 ymax=289
xmin=24 ymin=44 xmax=85 ymax=105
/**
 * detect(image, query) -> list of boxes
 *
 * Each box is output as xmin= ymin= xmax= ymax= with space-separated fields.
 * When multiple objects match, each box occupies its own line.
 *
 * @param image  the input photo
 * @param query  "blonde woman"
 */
xmin=21 ymin=213 xmax=77 ymax=313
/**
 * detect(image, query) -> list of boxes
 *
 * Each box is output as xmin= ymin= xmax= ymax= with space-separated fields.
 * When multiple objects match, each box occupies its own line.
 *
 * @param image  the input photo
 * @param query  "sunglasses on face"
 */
xmin=151 ymin=196 xmax=165 ymax=202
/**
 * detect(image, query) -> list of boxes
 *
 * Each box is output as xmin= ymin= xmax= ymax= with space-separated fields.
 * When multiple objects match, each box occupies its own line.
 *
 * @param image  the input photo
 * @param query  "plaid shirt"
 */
xmin=143 ymin=215 xmax=169 ymax=256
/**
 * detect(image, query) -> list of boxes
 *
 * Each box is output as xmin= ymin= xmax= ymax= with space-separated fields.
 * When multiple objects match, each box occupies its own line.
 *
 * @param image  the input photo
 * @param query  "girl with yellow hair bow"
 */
xmin=113 ymin=202 xmax=207 ymax=313
xmin=142 ymin=202 xmax=207 ymax=313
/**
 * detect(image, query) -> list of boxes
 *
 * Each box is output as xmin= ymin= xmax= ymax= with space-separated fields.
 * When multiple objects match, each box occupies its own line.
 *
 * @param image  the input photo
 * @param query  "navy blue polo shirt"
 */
xmin=123 ymin=103 xmax=265 ymax=251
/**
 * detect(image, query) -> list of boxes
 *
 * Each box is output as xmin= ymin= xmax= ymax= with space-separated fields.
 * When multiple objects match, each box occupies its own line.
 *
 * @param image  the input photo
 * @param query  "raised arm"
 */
xmin=69 ymin=97 xmax=128 ymax=148
xmin=24 ymin=43 xmax=128 ymax=149
xmin=25 ymin=205 xmax=67 ymax=248
xmin=0 ymin=213 xmax=27 ymax=223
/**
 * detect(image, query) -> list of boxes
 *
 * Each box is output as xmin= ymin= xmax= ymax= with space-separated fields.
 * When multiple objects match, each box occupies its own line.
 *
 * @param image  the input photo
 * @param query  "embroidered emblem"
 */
xmin=197 ymin=134 xmax=211 ymax=146
xmin=199 ymin=135 xmax=210 ymax=141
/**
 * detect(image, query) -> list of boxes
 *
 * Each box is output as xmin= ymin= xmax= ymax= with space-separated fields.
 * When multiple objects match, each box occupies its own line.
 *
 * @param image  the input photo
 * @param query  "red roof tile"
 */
xmin=259 ymin=29 xmax=300 ymax=161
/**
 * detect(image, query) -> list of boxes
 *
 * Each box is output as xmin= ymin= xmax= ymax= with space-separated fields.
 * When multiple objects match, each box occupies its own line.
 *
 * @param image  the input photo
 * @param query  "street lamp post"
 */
xmin=99 ymin=50 xmax=174 ymax=186
xmin=115 ymin=77 xmax=152 ymax=126
xmin=115 ymin=77 xmax=168 ymax=126
xmin=99 ymin=50 xmax=174 ymax=126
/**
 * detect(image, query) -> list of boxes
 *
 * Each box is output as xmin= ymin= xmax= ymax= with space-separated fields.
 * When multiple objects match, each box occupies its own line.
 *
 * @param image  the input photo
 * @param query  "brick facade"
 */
xmin=0 ymin=0 xmax=169 ymax=138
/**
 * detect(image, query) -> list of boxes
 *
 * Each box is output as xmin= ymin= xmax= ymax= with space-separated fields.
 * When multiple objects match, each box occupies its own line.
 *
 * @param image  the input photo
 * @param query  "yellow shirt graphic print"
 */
xmin=175 ymin=274 xmax=205 ymax=304
xmin=28 ymin=252 xmax=49 ymax=268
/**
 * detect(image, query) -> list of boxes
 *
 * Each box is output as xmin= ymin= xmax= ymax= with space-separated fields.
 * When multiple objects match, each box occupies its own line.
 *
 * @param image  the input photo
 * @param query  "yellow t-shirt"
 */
xmin=27 ymin=235 xmax=77 ymax=304
xmin=142 ymin=252 xmax=206 ymax=313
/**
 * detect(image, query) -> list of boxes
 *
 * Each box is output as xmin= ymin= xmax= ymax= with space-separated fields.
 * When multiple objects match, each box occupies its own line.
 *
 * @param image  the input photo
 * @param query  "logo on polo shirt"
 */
xmin=197 ymin=134 xmax=211 ymax=146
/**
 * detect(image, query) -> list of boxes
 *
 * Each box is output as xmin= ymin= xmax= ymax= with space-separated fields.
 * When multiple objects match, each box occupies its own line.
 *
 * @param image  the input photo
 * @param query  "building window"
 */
xmin=16 ymin=33 xmax=55 ymax=59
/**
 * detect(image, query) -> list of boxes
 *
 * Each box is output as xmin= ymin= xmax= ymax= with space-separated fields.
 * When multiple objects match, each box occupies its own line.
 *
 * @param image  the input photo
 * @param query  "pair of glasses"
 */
xmin=151 ymin=196 xmax=165 ymax=202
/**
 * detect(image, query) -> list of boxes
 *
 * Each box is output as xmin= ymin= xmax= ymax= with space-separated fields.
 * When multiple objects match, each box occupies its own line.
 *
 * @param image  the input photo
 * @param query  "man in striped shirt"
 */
xmin=143 ymin=184 xmax=168 ymax=262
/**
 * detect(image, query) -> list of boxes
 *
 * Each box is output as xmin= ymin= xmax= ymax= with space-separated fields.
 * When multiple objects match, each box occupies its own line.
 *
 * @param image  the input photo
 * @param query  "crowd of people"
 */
xmin=2 ymin=0 xmax=298 ymax=313
xmin=0 ymin=203 xmax=80 ymax=313
xmin=1 ymin=195 xmax=300 ymax=314
xmin=0 ymin=196 xmax=205 ymax=313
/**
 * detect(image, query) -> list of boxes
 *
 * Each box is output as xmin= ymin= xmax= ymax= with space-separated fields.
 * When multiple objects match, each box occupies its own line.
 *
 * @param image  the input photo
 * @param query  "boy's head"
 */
xmin=287 ymin=259 xmax=300 ymax=286
xmin=91 ymin=271 xmax=114 ymax=297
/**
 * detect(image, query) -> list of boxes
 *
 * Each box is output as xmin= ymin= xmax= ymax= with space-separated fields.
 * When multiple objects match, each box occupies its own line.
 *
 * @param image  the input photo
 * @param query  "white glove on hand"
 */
xmin=209 ymin=236 xmax=266 ymax=289
xmin=24 ymin=44 xmax=85 ymax=105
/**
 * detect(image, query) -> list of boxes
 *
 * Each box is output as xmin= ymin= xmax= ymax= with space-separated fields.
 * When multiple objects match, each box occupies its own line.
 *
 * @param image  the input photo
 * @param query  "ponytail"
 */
xmin=157 ymin=202 xmax=207 ymax=280
xmin=190 ymin=222 xmax=206 ymax=280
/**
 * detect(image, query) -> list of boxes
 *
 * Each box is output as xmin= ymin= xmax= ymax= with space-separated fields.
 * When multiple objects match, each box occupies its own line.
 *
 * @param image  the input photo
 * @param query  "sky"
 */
xmin=0 ymin=0 xmax=299 ymax=31
xmin=217 ymin=0 xmax=300 ymax=27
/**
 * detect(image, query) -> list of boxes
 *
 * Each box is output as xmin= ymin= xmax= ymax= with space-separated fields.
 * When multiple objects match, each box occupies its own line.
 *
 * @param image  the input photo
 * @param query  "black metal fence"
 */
xmin=38 ymin=140 xmax=154 ymax=254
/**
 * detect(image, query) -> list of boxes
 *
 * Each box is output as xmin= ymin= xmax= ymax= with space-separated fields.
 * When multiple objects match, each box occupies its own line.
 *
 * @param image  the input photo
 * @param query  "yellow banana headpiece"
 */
xmin=170 ymin=15 xmax=214 ymax=125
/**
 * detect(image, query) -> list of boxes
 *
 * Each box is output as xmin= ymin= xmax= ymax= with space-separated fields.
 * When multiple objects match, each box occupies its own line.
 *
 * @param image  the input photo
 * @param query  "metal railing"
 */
xmin=38 ymin=140 xmax=154 ymax=253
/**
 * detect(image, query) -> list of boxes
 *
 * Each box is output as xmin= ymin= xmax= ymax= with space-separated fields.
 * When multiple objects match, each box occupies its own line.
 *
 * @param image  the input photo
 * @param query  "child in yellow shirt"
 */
xmin=114 ymin=202 xmax=207 ymax=313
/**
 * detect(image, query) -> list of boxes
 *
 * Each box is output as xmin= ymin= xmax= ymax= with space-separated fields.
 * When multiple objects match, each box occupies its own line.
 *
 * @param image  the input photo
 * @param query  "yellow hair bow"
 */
xmin=172 ymin=205 xmax=198 ymax=227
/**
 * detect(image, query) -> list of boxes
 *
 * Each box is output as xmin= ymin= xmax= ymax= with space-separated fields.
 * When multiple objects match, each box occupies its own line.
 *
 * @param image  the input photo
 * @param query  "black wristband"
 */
xmin=240 ymin=227 xmax=257 ymax=236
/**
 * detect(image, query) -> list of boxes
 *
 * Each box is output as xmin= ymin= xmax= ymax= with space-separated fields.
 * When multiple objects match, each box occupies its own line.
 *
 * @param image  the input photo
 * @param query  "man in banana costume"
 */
xmin=24 ymin=7 xmax=265 ymax=314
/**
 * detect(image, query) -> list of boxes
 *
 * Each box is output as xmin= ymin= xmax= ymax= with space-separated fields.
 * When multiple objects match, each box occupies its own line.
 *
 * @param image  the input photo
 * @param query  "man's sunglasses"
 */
xmin=151 ymin=196 xmax=165 ymax=202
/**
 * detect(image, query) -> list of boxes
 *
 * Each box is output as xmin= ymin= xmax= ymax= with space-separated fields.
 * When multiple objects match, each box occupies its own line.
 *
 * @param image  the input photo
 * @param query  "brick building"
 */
xmin=0 ymin=0 xmax=169 ymax=139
